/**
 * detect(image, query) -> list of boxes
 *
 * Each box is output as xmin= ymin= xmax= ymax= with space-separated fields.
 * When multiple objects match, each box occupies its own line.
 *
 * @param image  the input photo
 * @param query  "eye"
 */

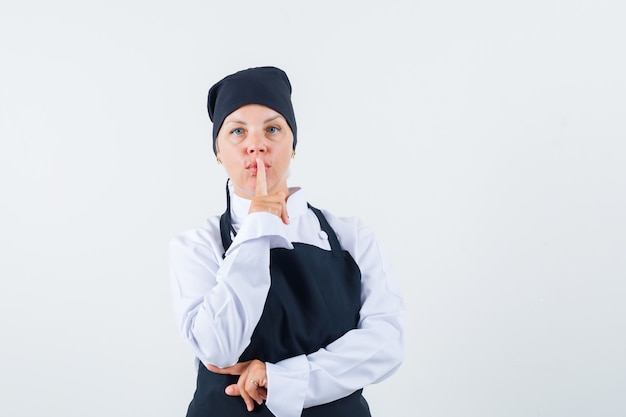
xmin=230 ymin=128 xmax=244 ymax=135
xmin=267 ymin=126 xmax=281 ymax=134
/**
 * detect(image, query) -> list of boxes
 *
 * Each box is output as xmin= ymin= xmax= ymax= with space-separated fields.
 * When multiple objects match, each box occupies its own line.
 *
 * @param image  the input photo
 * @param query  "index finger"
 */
xmin=255 ymin=157 xmax=267 ymax=197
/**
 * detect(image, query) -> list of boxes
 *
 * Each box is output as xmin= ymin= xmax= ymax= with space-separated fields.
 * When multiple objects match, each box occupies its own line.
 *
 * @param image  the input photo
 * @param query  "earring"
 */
xmin=291 ymin=150 xmax=296 ymax=159
xmin=216 ymin=156 xmax=222 ymax=165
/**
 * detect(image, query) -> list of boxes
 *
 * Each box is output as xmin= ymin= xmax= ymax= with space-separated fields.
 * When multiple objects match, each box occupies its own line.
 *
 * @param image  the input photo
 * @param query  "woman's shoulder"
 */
xmin=313 ymin=206 xmax=378 ymax=248
xmin=169 ymin=214 xmax=223 ymax=253
xmin=315 ymin=206 xmax=371 ymax=231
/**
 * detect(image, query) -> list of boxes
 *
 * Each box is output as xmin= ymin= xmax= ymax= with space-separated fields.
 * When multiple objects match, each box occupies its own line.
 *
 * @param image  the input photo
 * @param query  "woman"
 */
xmin=170 ymin=66 xmax=404 ymax=417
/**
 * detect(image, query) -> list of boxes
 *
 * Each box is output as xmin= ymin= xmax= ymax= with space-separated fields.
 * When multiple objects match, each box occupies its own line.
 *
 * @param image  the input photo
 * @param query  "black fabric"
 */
xmin=207 ymin=66 xmax=297 ymax=154
xmin=219 ymin=180 xmax=236 ymax=259
xmin=186 ymin=195 xmax=369 ymax=417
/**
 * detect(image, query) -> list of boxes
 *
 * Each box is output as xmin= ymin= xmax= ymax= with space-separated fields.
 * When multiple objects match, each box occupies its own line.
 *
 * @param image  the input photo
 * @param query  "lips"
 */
xmin=251 ymin=159 xmax=268 ymax=168
xmin=246 ymin=160 xmax=268 ymax=174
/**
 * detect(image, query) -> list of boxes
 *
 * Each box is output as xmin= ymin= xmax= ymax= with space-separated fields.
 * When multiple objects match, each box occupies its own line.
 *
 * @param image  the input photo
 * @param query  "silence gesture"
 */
xmin=249 ymin=157 xmax=289 ymax=224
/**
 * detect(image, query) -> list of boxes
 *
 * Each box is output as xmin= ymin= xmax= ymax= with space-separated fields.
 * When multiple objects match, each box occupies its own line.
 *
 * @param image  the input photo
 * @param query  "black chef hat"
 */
xmin=207 ymin=66 xmax=297 ymax=155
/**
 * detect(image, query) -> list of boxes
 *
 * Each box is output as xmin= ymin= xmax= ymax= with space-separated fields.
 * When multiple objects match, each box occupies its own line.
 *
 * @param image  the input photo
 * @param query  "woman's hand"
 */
xmin=206 ymin=360 xmax=268 ymax=411
xmin=249 ymin=157 xmax=289 ymax=224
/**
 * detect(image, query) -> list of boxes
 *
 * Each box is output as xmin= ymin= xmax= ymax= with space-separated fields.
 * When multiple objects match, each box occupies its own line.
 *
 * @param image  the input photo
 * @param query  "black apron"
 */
xmin=185 ymin=185 xmax=370 ymax=417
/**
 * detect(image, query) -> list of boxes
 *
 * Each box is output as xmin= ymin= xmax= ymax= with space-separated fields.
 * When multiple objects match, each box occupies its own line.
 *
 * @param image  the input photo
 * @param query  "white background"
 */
xmin=1 ymin=1 xmax=625 ymax=416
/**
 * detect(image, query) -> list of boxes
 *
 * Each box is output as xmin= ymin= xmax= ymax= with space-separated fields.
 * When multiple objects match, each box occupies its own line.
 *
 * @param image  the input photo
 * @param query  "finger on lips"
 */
xmin=252 ymin=158 xmax=289 ymax=224
xmin=255 ymin=157 xmax=267 ymax=197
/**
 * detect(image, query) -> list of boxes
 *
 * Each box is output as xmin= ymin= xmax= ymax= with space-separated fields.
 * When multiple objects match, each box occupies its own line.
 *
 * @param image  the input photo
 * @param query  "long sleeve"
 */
xmin=170 ymin=189 xmax=405 ymax=417
xmin=169 ymin=212 xmax=292 ymax=367
xmin=264 ymin=215 xmax=405 ymax=417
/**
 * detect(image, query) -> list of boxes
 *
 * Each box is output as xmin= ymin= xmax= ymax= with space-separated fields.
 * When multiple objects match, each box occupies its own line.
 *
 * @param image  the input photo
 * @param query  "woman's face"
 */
xmin=216 ymin=104 xmax=294 ymax=199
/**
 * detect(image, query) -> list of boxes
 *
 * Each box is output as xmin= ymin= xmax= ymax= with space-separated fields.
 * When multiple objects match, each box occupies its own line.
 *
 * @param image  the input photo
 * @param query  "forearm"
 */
xmin=176 ymin=237 xmax=273 ymax=366
xmin=264 ymin=309 xmax=404 ymax=417
xmin=170 ymin=212 xmax=292 ymax=366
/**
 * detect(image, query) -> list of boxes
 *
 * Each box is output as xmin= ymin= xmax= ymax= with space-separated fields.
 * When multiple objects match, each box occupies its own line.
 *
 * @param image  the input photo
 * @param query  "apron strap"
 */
xmin=307 ymin=203 xmax=343 ymax=252
xmin=219 ymin=180 xmax=236 ymax=259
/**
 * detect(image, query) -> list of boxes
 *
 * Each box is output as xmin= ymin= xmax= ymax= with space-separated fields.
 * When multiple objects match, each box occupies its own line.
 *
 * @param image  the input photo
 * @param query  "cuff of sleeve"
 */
xmin=265 ymin=355 xmax=309 ymax=417
xmin=226 ymin=212 xmax=293 ymax=257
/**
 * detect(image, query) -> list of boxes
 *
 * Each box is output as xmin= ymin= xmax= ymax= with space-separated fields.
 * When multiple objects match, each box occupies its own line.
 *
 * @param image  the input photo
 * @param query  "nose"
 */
xmin=246 ymin=130 xmax=267 ymax=155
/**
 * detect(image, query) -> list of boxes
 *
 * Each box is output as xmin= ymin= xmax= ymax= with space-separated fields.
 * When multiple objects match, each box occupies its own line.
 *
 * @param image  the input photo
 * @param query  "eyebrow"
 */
xmin=263 ymin=115 xmax=284 ymax=124
xmin=223 ymin=115 xmax=285 ymax=125
xmin=223 ymin=118 xmax=246 ymax=125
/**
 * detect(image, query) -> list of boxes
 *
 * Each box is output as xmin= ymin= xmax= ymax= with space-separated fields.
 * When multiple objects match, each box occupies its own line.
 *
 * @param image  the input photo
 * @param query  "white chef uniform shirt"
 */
xmin=170 ymin=186 xmax=404 ymax=417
